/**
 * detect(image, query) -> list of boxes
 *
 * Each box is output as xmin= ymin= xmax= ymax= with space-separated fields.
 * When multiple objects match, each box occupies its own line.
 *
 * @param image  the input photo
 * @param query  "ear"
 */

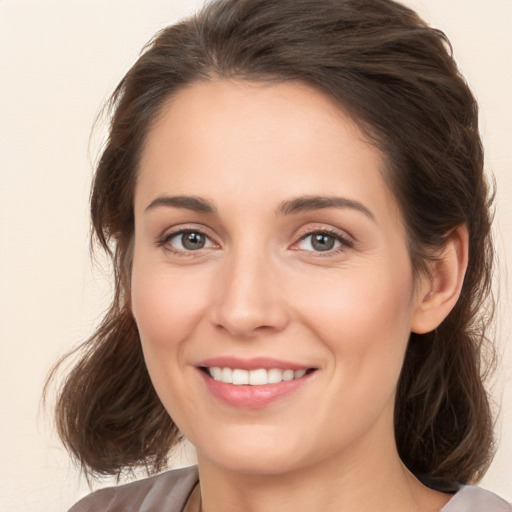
xmin=411 ymin=224 xmax=469 ymax=334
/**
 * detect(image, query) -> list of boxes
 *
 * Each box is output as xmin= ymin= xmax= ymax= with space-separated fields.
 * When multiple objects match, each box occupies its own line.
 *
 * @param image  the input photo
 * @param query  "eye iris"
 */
xmin=182 ymin=232 xmax=205 ymax=250
xmin=311 ymin=233 xmax=335 ymax=251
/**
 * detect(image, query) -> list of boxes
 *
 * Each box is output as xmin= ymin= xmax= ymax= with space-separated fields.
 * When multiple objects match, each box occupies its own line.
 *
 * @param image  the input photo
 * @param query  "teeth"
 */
xmin=211 ymin=367 xmax=223 ymax=380
xmin=207 ymin=367 xmax=309 ymax=385
xmin=232 ymin=369 xmax=249 ymax=385
xmin=221 ymin=367 xmax=232 ymax=382
xmin=294 ymin=369 xmax=307 ymax=379
xmin=268 ymin=368 xmax=283 ymax=384
xmin=248 ymin=368 xmax=267 ymax=385
xmin=282 ymin=369 xmax=294 ymax=381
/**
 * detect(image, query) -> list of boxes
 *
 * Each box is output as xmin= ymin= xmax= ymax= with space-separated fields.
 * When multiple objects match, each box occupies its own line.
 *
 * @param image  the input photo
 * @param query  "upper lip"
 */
xmin=197 ymin=356 xmax=313 ymax=371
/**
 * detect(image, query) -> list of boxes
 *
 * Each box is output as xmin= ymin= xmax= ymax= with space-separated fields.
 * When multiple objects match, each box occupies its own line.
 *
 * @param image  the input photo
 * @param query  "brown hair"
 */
xmin=48 ymin=0 xmax=496 ymax=489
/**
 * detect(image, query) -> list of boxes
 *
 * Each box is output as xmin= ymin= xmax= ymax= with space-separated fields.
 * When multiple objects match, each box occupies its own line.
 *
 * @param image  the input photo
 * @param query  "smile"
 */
xmin=198 ymin=361 xmax=316 ymax=408
xmin=206 ymin=367 xmax=308 ymax=385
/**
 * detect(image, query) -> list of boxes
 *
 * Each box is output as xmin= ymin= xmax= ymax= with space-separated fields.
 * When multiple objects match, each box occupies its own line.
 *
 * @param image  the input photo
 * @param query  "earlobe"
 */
xmin=411 ymin=224 xmax=469 ymax=334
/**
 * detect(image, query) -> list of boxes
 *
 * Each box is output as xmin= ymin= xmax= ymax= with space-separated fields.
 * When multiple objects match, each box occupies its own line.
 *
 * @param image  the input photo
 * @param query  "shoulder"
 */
xmin=442 ymin=485 xmax=512 ymax=512
xmin=68 ymin=465 xmax=199 ymax=512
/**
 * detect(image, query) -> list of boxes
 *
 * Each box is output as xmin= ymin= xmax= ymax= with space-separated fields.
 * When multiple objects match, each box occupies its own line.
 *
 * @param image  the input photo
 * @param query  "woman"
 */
xmin=53 ymin=0 xmax=510 ymax=510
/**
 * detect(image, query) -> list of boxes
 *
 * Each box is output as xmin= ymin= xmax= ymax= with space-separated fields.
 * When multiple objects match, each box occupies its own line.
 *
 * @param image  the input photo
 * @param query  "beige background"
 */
xmin=0 ymin=0 xmax=510 ymax=510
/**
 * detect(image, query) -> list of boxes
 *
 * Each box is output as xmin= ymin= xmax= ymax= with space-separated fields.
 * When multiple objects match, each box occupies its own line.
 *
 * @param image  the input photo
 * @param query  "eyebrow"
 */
xmin=144 ymin=194 xmax=374 ymax=221
xmin=277 ymin=195 xmax=375 ymax=220
xmin=145 ymin=195 xmax=216 ymax=214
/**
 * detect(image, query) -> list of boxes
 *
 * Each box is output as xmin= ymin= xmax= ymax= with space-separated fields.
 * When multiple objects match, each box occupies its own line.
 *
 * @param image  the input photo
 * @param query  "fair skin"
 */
xmin=131 ymin=80 xmax=467 ymax=512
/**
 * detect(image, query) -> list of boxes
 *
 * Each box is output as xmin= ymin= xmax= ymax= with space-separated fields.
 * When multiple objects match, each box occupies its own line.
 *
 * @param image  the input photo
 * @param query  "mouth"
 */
xmin=201 ymin=366 xmax=314 ymax=385
xmin=196 ymin=358 xmax=317 ymax=408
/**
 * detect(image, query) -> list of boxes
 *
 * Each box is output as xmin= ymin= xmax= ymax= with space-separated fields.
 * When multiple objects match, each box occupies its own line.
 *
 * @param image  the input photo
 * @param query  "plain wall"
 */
xmin=0 ymin=1 xmax=510 ymax=510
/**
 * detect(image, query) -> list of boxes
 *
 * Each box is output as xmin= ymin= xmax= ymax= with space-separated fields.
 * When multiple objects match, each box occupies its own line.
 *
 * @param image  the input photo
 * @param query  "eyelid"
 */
xmin=294 ymin=222 xmax=355 ymax=240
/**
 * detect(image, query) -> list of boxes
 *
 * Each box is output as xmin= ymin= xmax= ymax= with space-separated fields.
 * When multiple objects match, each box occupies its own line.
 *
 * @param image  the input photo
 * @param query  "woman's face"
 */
xmin=131 ymin=80 xmax=428 ymax=475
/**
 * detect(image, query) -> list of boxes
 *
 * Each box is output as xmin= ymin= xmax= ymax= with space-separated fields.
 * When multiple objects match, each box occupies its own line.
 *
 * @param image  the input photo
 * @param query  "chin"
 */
xmin=208 ymin=451 xmax=308 ymax=476
xmin=194 ymin=426 xmax=311 ymax=476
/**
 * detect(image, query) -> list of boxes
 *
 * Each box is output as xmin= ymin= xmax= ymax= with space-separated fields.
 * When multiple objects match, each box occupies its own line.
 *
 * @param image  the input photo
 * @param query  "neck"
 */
xmin=196 ymin=435 xmax=451 ymax=512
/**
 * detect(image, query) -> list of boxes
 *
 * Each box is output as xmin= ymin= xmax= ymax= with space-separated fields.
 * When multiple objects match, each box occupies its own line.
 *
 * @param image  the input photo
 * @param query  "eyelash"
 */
xmin=156 ymin=227 xmax=354 ymax=256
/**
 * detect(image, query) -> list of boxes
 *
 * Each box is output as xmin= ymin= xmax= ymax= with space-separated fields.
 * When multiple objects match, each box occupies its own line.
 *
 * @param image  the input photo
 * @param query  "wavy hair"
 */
xmin=47 ymin=0 xmax=496 ymax=489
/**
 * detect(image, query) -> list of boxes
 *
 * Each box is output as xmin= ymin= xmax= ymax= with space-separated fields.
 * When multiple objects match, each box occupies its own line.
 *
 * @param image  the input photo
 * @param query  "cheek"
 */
xmin=129 ymin=256 xmax=217 ymax=415
xmin=302 ymin=267 xmax=412 ymax=338
xmin=294 ymin=262 xmax=415 ymax=391
xmin=131 ymin=262 xmax=209 ymax=348
xmin=129 ymin=262 xmax=209 ymax=423
xmin=130 ymin=263 xmax=208 ymax=419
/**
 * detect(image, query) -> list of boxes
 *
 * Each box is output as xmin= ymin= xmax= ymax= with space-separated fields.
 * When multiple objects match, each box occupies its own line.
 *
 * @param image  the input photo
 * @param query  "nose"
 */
xmin=209 ymin=248 xmax=290 ymax=339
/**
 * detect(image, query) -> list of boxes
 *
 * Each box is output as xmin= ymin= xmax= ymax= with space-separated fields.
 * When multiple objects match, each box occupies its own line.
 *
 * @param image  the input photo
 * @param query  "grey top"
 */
xmin=68 ymin=465 xmax=511 ymax=512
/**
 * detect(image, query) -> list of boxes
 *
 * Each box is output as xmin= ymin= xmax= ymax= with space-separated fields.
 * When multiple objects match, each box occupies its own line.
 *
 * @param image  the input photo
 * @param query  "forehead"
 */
xmin=136 ymin=79 xmax=400 ymax=223
xmin=143 ymin=79 xmax=367 ymax=159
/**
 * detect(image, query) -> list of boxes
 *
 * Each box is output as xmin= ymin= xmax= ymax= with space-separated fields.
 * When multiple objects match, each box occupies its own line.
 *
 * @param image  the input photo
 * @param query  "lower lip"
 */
xmin=199 ymin=370 xmax=312 ymax=408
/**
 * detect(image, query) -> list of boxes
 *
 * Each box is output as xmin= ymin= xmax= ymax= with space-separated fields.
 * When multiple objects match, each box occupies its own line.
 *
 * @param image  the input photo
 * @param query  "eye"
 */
xmin=296 ymin=230 xmax=351 ymax=253
xmin=162 ymin=230 xmax=216 ymax=252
